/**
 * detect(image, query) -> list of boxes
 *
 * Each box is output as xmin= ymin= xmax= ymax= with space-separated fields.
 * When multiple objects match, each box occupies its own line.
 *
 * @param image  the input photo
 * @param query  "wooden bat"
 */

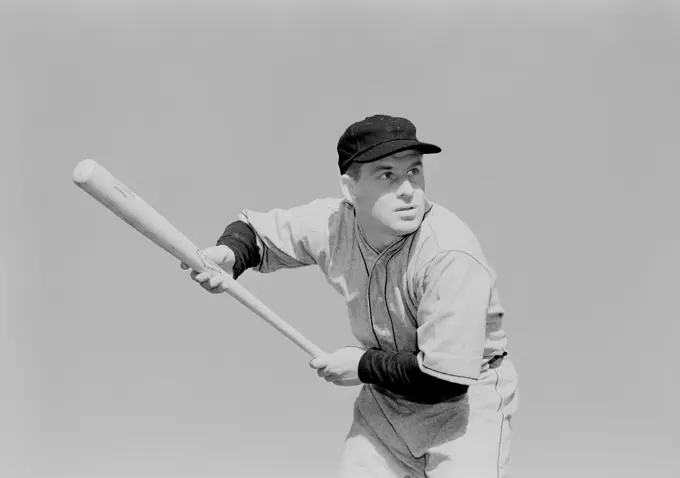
xmin=72 ymin=159 xmax=325 ymax=359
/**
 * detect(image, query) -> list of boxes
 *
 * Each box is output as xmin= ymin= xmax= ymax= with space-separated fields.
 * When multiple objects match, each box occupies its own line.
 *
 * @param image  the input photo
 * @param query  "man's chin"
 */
xmin=391 ymin=218 xmax=423 ymax=237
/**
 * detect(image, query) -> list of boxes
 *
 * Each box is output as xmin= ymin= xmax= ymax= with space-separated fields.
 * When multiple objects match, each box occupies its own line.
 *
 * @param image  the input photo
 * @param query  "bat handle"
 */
xmin=194 ymin=253 xmax=325 ymax=358
xmin=221 ymin=278 xmax=326 ymax=359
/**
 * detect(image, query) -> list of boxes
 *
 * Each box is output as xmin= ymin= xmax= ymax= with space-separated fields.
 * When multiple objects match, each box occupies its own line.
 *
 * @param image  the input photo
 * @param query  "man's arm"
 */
xmin=223 ymin=198 xmax=341 ymax=275
xmin=415 ymin=250 xmax=493 ymax=386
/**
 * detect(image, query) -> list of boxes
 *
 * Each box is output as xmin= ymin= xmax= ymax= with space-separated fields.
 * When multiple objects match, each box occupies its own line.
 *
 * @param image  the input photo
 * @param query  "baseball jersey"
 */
xmin=237 ymin=197 xmax=508 ymax=386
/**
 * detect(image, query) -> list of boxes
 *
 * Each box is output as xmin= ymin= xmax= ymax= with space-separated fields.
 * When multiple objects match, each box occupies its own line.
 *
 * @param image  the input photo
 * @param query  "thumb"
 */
xmin=309 ymin=355 xmax=328 ymax=369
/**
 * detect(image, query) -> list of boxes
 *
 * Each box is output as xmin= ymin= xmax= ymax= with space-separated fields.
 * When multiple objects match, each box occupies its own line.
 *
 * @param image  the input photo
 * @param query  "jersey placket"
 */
xmin=357 ymin=229 xmax=406 ymax=352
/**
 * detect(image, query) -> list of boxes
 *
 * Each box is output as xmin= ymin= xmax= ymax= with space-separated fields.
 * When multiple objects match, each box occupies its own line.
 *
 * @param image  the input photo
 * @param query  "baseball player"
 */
xmin=181 ymin=114 xmax=519 ymax=477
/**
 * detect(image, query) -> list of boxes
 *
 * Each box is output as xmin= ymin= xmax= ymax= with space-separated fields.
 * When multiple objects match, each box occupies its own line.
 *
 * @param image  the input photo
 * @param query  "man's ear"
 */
xmin=340 ymin=174 xmax=357 ymax=205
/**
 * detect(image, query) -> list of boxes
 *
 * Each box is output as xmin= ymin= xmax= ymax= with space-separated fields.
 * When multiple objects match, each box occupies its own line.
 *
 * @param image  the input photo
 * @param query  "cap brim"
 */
xmin=351 ymin=139 xmax=442 ymax=165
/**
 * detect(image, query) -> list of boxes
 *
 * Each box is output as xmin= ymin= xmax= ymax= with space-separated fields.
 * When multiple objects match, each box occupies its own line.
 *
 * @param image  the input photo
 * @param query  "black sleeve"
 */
xmin=215 ymin=220 xmax=261 ymax=279
xmin=358 ymin=348 xmax=468 ymax=404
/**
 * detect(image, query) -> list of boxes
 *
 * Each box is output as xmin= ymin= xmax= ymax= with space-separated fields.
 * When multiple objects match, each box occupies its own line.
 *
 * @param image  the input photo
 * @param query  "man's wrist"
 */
xmin=214 ymin=245 xmax=232 ymax=265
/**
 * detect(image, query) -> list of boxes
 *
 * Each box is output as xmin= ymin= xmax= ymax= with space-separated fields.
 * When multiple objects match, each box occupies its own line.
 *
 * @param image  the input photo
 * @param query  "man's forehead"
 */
xmin=369 ymin=151 xmax=423 ymax=169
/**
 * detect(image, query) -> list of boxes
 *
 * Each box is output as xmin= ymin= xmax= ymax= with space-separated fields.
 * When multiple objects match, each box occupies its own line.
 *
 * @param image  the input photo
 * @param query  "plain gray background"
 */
xmin=2 ymin=0 xmax=679 ymax=477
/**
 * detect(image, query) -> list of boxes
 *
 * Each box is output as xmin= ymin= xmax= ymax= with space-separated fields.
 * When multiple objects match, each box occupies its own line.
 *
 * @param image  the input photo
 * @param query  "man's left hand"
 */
xmin=309 ymin=346 xmax=366 ymax=387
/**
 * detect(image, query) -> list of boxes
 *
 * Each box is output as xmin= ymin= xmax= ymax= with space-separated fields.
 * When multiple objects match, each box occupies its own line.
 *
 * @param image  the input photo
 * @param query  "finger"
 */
xmin=316 ymin=368 xmax=331 ymax=378
xmin=192 ymin=272 xmax=210 ymax=283
xmin=200 ymin=281 xmax=220 ymax=292
xmin=180 ymin=262 xmax=189 ymax=270
xmin=324 ymin=374 xmax=338 ymax=383
xmin=208 ymin=275 xmax=224 ymax=289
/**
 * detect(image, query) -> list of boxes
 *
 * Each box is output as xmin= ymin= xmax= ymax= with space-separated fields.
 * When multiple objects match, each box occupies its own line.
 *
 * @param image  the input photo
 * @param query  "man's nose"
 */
xmin=396 ymin=177 xmax=415 ymax=198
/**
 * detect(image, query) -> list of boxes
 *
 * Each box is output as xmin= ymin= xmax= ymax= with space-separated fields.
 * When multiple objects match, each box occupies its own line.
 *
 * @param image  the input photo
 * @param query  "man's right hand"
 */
xmin=180 ymin=245 xmax=236 ymax=294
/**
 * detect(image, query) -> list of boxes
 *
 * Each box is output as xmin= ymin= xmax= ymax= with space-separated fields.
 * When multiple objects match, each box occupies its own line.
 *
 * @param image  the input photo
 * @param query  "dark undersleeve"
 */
xmin=358 ymin=348 xmax=468 ymax=404
xmin=215 ymin=220 xmax=261 ymax=279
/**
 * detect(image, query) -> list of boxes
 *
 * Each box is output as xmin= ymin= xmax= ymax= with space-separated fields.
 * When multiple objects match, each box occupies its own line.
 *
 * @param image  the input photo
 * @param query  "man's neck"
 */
xmin=355 ymin=214 xmax=399 ymax=253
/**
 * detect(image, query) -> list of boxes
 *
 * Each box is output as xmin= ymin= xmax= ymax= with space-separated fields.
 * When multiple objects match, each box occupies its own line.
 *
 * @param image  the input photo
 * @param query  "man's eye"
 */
xmin=380 ymin=172 xmax=393 ymax=180
xmin=408 ymin=167 xmax=421 ymax=176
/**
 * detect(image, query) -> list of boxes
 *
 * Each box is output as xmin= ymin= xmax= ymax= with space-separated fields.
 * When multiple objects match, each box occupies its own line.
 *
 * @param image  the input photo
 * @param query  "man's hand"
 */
xmin=310 ymin=346 xmax=366 ymax=387
xmin=180 ymin=245 xmax=235 ymax=294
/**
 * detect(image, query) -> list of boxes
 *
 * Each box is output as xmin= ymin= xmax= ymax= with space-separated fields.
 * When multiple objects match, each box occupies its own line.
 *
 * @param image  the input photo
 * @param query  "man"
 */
xmin=181 ymin=114 xmax=519 ymax=477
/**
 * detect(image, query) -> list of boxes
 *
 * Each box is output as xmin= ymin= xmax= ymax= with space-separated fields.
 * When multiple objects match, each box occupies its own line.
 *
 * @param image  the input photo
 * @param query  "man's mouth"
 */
xmin=396 ymin=206 xmax=415 ymax=212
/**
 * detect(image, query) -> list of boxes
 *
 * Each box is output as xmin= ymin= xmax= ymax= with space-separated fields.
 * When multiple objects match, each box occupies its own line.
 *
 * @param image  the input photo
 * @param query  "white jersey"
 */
xmin=238 ymin=196 xmax=518 ymax=476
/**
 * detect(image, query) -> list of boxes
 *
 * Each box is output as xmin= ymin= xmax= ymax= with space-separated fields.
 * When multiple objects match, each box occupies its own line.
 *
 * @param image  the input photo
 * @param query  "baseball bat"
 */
xmin=72 ymin=159 xmax=325 ymax=359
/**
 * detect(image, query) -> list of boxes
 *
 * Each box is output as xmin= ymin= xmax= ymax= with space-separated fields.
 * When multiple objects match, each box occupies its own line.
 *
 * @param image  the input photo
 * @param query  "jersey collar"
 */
xmin=351 ymin=198 xmax=433 ymax=257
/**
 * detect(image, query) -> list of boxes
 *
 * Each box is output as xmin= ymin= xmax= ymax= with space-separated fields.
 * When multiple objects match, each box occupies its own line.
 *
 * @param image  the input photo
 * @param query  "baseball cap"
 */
xmin=337 ymin=114 xmax=442 ymax=175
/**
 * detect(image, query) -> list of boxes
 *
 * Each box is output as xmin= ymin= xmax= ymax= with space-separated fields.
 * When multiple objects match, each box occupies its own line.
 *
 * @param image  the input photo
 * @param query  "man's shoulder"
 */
xmin=308 ymin=197 xmax=352 ymax=212
xmin=413 ymin=201 xmax=485 ymax=263
xmin=421 ymin=202 xmax=478 ymax=244
xmin=297 ymin=197 xmax=353 ymax=223
xmin=292 ymin=197 xmax=355 ymax=237
xmin=239 ymin=197 xmax=352 ymax=236
xmin=262 ymin=197 xmax=350 ymax=219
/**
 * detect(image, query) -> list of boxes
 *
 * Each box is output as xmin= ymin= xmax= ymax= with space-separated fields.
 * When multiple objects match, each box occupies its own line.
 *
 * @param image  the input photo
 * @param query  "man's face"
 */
xmin=350 ymin=150 xmax=426 ymax=239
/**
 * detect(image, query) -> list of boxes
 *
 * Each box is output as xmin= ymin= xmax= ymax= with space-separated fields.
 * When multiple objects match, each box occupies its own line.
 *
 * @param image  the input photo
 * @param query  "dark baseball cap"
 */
xmin=337 ymin=114 xmax=442 ymax=175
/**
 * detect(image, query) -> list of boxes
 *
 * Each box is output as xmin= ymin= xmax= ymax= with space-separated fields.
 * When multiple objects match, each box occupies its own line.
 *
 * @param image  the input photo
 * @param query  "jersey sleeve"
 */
xmin=236 ymin=197 xmax=341 ymax=274
xmin=415 ymin=250 xmax=493 ymax=386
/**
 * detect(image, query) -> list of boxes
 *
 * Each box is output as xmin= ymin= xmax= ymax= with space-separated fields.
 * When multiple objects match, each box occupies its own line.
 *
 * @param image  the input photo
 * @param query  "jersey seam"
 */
xmin=423 ymin=249 xmax=496 ymax=289
xmin=366 ymin=386 xmax=421 ymax=461
xmin=358 ymin=238 xmax=383 ymax=350
xmin=492 ymin=367 xmax=504 ymax=478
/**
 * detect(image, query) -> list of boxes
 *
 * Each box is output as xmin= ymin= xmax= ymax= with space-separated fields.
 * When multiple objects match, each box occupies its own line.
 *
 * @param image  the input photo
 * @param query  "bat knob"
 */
xmin=72 ymin=159 xmax=99 ymax=185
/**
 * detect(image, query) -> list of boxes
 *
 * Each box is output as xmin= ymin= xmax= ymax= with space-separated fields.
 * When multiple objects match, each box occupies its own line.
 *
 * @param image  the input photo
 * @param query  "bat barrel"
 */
xmin=72 ymin=159 xmax=325 ymax=359
xmin=72 ymin=159 xmax=219 ymax=274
